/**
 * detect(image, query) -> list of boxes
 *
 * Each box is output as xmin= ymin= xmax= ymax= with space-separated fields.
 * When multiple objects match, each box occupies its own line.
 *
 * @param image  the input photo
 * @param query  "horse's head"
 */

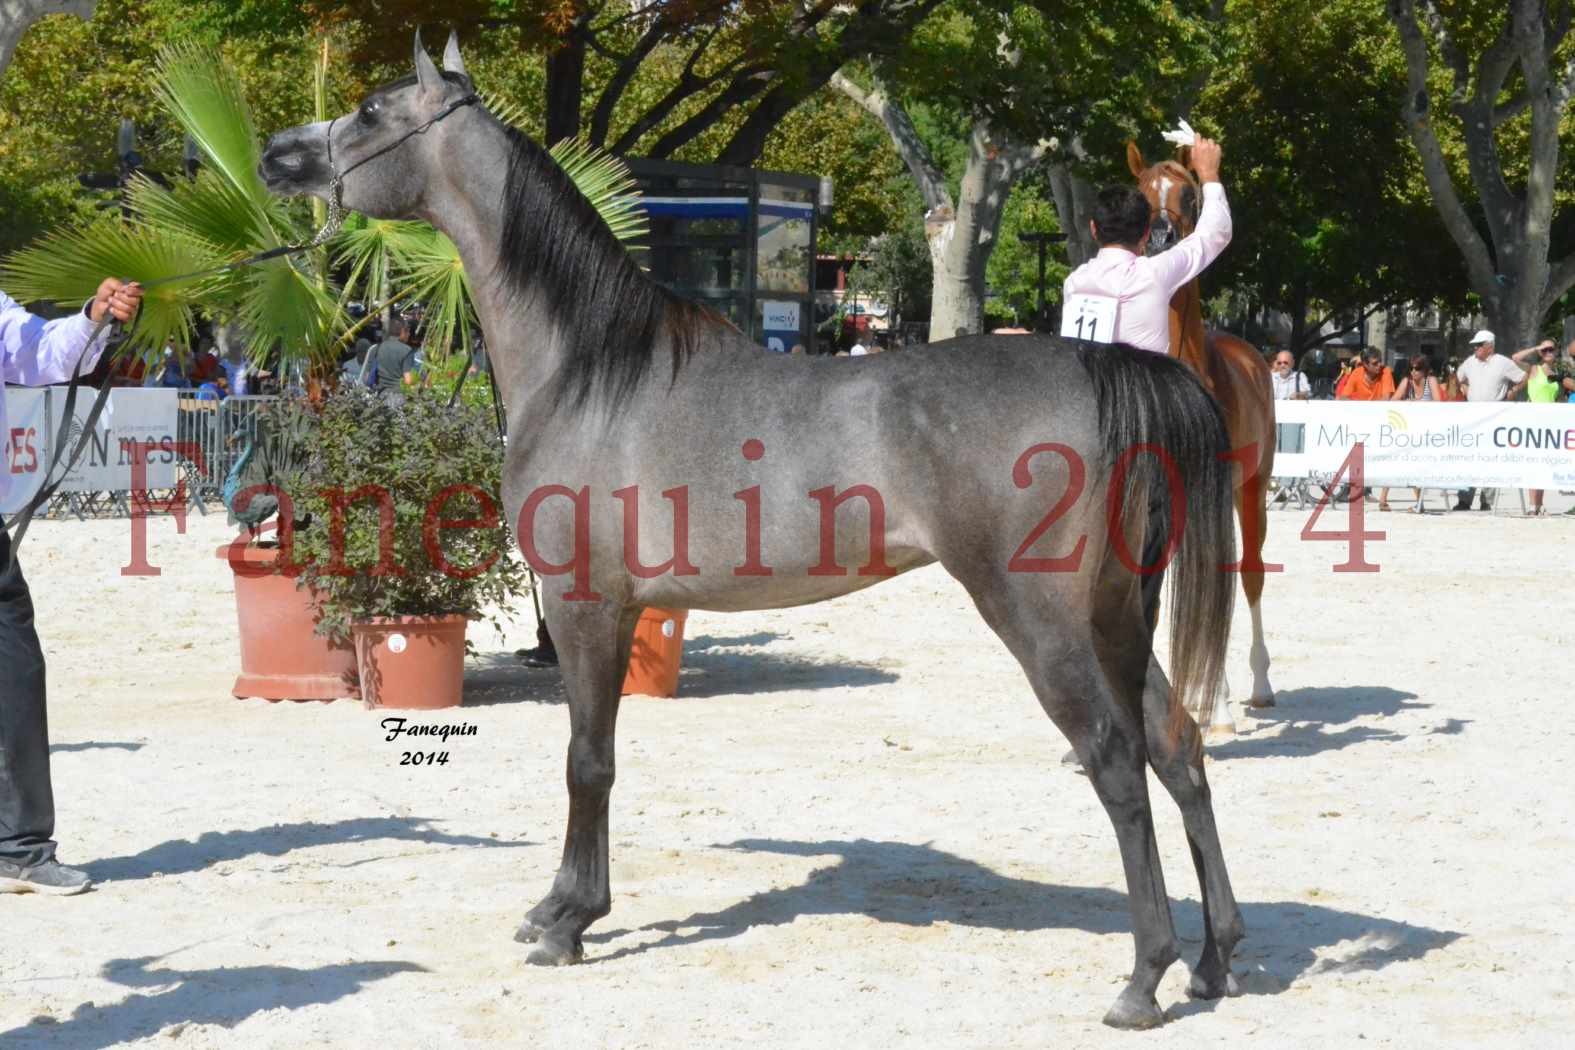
xmin=260 ymin=31 xmax=476 ymax=220
xmin=1126 ymin=141 xmax=1200 ymax=256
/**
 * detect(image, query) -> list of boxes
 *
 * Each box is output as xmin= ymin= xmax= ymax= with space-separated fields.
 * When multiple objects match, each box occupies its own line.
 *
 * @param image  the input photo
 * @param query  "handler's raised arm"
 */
xmin=1148 ymin=137 xmax=1231 ymax=297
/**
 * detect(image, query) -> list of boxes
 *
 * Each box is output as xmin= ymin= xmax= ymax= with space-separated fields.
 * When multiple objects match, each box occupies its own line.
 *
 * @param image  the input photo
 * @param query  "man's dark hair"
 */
xmin=1092 ymin=187 xmax=1153 ymax=247
xmin=1360 ymin=347 xmax=1382 ymax=365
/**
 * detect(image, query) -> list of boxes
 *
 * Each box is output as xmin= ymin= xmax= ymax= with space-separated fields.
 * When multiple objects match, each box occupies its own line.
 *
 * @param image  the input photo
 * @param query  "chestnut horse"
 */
xmin=1128 ymin=142 xmax=1277 ymax=720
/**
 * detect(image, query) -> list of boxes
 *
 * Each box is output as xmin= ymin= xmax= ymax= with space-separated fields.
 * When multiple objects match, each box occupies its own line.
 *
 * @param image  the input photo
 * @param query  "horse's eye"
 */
xmin=357 ymin=103 xmax=379 ymax=126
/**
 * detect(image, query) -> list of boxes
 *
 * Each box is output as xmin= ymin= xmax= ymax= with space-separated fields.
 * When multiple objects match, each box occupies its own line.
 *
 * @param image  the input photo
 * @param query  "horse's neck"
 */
xmin=419 ymin=121 xmax=571 ymax=433
xmin=1170 ymin=279 xmax=1210 ymax=375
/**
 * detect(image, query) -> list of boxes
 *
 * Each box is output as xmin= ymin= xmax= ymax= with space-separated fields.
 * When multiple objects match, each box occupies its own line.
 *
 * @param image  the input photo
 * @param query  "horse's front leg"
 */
xmin=515 ymin=598 xmax=639 ymax=965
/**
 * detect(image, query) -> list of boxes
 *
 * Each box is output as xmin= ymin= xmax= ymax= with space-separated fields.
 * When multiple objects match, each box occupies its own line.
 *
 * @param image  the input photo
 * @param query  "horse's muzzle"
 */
xmin=259 ymin=131 xmax=325 ymax=193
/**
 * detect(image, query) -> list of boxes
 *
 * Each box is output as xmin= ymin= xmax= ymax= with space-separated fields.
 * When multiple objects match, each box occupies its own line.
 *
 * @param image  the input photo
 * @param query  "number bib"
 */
xmin=1060 ymin=293 xmax=1118 ymax=344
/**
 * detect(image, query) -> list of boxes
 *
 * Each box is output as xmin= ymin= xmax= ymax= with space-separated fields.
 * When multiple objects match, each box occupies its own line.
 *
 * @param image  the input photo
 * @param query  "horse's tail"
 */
xmin=1078 ymin=343 xmax=1235 ymax=750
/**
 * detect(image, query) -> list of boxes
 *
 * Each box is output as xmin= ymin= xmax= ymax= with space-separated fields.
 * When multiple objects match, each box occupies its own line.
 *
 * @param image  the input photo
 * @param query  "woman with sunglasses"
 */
xmin=1382 ymin=355 xmax=1443 ymax=511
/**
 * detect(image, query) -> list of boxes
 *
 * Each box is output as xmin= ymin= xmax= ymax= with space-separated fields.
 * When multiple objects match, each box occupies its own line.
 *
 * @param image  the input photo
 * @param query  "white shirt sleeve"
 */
xmin=0 ymin=290 xmax=110 ymax=387
xmin=1147 ymin=182 xmax=1233 ymax=299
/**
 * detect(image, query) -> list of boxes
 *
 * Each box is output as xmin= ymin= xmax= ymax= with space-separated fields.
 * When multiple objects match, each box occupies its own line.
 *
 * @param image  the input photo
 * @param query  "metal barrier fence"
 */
xmin=43 ymin=392 xmax=282 ymax=520
xmin=173 ymin=394 xmax=279 ymax=508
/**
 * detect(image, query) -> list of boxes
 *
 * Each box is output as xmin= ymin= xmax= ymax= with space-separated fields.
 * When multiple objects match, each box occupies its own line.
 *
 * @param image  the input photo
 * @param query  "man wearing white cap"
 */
xmin=1453 ymin=330 xmax=1529 ymax=511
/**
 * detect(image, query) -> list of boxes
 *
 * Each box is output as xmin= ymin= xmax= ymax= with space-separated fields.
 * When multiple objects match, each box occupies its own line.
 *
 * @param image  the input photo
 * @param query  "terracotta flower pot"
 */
xmin=352 ymin=615 xmax=469 ymax=709
xmin=621 ymin=608 xmax=688 ymax=698
xmin=218 ymin=543 xmax=359 ymax=702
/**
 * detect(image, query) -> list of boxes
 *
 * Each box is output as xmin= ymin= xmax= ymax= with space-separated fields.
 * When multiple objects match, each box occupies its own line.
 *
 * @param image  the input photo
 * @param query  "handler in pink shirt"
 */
xmin=1062 ymin=138 xmax=1230 ymax=354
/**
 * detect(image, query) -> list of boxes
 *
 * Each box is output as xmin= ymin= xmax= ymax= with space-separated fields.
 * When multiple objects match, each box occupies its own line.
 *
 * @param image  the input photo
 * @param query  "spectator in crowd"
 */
xmin=788 ymin=343 xmax=806 ymax=355
xmin=218 ymin=344 xmax=252 ymax=397
xmin=1381 ymin=355 xmax=1443 ymax=512
xmin=374 ymin=316 xmax=420 ymax=395
xmin=1513 ymin=339 xmax=1563 ymax=515
xmin=1442 ymin=357 xmax=1465 ymax=401
xmin=193 ymin=374 xmax=228 ymax=402
xmin=188 ymin=343 xmax=220 ymax=385
xmin=1269 ymin=350 xmax=1310 ymax=399
xmin=142 ymin=343 xmax=188 ymax=388
xmin=1336 ymin=348 xmax=1394 ymax=400
xmin=1454 ymin=331 xmax=1529 ymax=511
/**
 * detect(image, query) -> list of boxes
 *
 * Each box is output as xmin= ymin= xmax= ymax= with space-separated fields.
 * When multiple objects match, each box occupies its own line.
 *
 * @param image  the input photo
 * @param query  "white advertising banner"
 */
xmin=1273 ymin=400 xmax=1575 ymax=488
xmin=1 ymin=388 xmax=49 ymax=514
xmin=49 ymin=387 xmax=180 ymax=493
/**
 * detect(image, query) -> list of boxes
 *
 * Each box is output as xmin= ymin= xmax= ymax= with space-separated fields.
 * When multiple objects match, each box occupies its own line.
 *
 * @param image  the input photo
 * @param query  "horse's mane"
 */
xmin=496 ymin=123 xmax=703 ymax=408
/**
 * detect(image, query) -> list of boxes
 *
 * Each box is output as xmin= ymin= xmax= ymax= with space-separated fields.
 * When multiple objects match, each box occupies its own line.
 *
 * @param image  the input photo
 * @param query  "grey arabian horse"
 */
xmin=260 ymin=34 xmax=1245 ymax=1029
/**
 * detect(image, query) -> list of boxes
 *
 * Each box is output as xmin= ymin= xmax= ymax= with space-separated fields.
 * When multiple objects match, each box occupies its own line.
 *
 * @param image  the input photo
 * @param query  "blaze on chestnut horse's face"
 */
xmin=1127 ymin=141 xmax=1200 ymax=257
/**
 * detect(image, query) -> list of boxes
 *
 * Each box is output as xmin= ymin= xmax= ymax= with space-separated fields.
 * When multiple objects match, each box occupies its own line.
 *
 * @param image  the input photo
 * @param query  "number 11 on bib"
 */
xmin=1060 ymin=294 xmax=1118 ymax=344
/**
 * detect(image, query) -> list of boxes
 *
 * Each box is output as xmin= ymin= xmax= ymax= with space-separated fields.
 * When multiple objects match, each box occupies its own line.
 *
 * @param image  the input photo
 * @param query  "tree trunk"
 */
xmin=1046 ymin=161 xmax=1098 ymax=267
xmin=544 ymin=27 xmax=586 ymax=145
xmin=928 ymin=124 xmax=1032 ymax=337
xmin=0 ymin=0 xmax=95 ymax=78
xmin=1287 ymin=280 xmax=1308 ymax=355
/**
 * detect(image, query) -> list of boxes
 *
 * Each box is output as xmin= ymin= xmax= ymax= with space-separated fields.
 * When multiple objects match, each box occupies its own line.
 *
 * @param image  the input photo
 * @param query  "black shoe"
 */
xmin=0 ymin=859 xmax=92 ymax=896
xmin=514 ymin=644 xmax=558 ymax=669
xmin=1452 ymin=503 xmax=1472 ymax=512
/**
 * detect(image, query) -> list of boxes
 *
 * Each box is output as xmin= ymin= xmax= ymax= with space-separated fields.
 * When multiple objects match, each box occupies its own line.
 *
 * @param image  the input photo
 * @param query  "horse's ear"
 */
xmin=413 ymin=29 xmax=443 ymax=98
xmin=443 ymin=31 xmax=467 ymax=77
xmin=1126 ymin=140 xmax=1146 ymax=179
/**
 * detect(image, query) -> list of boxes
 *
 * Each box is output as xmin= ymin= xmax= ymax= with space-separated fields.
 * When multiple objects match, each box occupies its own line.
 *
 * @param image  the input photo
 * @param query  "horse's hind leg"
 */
xmin=515 ymin=600 xmax=639 ymax=965
xmin=1142 ymin=654 xmax=1245 ymax=998
xmin=959 ymin=572 xmax=1179 ymax=1029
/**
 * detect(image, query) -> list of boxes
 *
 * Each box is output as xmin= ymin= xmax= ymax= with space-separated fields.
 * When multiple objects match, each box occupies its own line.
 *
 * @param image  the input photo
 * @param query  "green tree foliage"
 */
xmin=1199 ymin=0 xmax=1466 ymax=352
xmin=842 ymin=223 xmax=931 ymax=333
xmin=985 ymin=185 xmax=1066 ymax=327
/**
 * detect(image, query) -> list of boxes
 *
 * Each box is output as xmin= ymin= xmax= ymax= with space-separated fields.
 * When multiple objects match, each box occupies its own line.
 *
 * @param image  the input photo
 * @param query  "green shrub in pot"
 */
xmin=282 ymin=385 xmax=529 ymax=646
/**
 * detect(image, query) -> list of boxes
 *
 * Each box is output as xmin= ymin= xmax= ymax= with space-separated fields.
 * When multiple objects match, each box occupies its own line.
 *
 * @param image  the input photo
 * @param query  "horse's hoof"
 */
xmin=1102 ymin=990 xmax=1165 ymax=1030
xmin=513 ymin=919 xmax=544 ymax=944
xmin=1187 ymin=968 xmax=1241 ymax=1000
xmin=1203 ymin=723 xmax=1237 ymax=743
xmin=1247 ymin=694 xmax=1276 ymax=709
xmin=524 ymin=935 xmax=585 ymax=967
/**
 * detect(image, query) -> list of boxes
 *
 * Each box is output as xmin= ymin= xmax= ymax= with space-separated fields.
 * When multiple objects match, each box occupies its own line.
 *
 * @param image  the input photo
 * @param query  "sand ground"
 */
xmin=0 ymin=496 xmax=1570 ymax=1049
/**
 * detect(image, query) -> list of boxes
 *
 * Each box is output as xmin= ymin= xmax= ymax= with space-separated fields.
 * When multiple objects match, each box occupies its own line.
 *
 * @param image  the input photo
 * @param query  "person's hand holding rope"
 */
xmin=89 ymin=278 xmax=143 ymax=326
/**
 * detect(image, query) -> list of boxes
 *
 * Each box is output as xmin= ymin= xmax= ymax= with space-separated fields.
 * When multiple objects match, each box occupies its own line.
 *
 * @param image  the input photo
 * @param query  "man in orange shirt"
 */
xmin=1336 ymin=348 xmax=1395 ymax=400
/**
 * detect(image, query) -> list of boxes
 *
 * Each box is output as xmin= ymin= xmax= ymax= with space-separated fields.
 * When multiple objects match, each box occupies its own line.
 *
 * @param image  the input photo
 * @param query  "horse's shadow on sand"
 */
xmin=463 ymin=631 xmax=899 ymax=705
xmin=1213 ymin=686 xmax=1464 ymax=760
xmin=83 ymin=817 xmax=528 ymax=883
xmin=0 ymin=956 xmax=423 ymax=1050
xmin=589 ymin=837 xmax=1462 ymax=1006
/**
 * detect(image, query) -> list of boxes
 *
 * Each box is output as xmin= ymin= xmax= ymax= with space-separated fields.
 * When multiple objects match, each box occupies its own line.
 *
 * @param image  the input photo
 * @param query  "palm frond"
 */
xmin=230 ymin=256 xmax=342 ymax=363
xmin=127 ymin=170 xmax=273 ymax=257
xmin=384 ymin=229 xmax=473 ymax=361
xmin=153 ymin=43 xmax=277 ymax=232
xmin=0 ymin=219 xmax=222 ymax=358
xmin=548 ymin=138 xmax=649 ymax=247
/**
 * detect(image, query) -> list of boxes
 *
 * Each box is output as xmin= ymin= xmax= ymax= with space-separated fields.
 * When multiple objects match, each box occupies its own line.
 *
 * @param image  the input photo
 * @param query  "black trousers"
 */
xmin=0 ymin=518 xmax=55 ymax=868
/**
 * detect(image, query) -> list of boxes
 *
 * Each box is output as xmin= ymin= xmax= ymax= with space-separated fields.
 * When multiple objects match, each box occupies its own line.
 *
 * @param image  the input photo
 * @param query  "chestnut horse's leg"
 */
xmin=516 ymin=599 xmax=640 ymax=965
xmin=1238 ymin=423 xmax=1276 ymax=709
xmin=1141 ymin=654 xmax=1245 ymax=999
